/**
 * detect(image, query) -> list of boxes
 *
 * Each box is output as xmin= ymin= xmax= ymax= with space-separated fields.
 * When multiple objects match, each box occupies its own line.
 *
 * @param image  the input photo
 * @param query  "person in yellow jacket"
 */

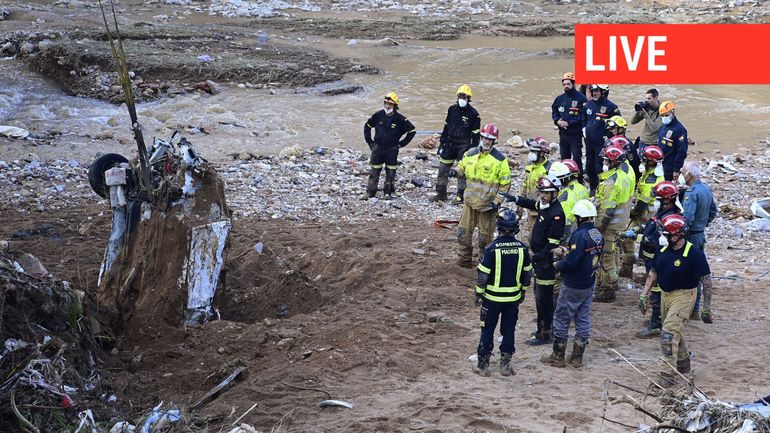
xmin=520 ymin=137 xmax=552 ymax=235
xmin=455 ymin=123 xmax=511 ymax=267
xmin=594 ymin=143 xmax=634 ymax=302
xmin=549 ymin=160 xmax=588 ymax=238
xmin=620 ymin=145 xmax=664 ymax=279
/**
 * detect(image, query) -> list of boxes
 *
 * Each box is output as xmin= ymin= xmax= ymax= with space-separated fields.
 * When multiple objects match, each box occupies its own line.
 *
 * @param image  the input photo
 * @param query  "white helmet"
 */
xmin=548 ymin=162 xmax=571 ymax=182
xmin=572 ymin=199 xmax=597 ymax=218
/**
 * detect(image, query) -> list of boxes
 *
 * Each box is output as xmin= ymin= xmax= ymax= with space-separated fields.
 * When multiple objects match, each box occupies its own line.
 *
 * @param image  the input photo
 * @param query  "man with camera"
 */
xmin=630 ymin=88 xmax=663 ymax=153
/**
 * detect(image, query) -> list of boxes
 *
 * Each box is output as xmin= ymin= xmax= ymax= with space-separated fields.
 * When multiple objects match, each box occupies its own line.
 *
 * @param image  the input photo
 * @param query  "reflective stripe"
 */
xmin=642 ymin=251 xmax=655 ymax=259
xmin=683 ymin=242 xmax=692 ymax=257
xmin=439 ymin=158 xmax=455 ymax=164
xmin=548 ymin=238 xmax=560 ymax=245
xmin=483 ymin=292 xmax=523 ymax=303
xmin=475 ymin=285 xmax=485 ymax=294
xmin=523 ymin=264 xmax=533 ymax=271
xmin=472 ymin=129 xmax=480 ymax=133
xmin=385 ymin=164 xmax=399 ymax=169
xmin=651 ymin=285 xmax=662 ymax=292
xmin=477 ymin=263 xmax=491 ymax=274
xmin=536 ymin=278 xmax=555 ymax=285
xmin=494 ymin=249 xmax=502 ymax=288
xmin=516 ymin=247 xmax=524 ymax=285
xmin=485 ymin=285 xmax=523 ymax=293
xmin=371 ymin=163 xmax=384 ymax=169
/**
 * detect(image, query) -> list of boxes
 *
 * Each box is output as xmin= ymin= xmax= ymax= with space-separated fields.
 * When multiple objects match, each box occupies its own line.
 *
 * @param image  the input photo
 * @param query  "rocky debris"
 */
xmin=209 ymin=0 xmax=320 ymax=17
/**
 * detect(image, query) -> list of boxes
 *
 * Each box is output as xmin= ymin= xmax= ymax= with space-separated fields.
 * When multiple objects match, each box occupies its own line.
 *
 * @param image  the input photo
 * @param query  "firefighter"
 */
xmin=627 ymin=181 xmax=681 ymax=338
xmin=541 ymin=199 xmax=604 ymax=368
xmin=551 ymin=72 xmax=587 ymax=179
xmin=455 ymin=123 xmax=511 ymax=268
xmin=584 ymin=84 xmax=621 ymax=194
xmin=620 ymin=145 xmax=664 ymax=279
xmin=605 ymin=115 xmax=640 ymax=182
xmin=521 ymin=137 xmax=552 ymax=234
xmin=432 ymin=84 xmax=481 ymax=203
xmin=562 ymin=159 xmax=590 ymax=207
xmin=594 ymin=144 xmax=634 ymax=302
xmin=473 ymin=209 xmax=532 ymax=377
xmin=640 ymin=214 xmax=714 ymax=386
xmin=362 ymin=92 xmax=416 ymax=199
xmin=657 ymin=101 xmax=688 ymax=181
xmin=504 ymin=175 xmax=566 ymax=346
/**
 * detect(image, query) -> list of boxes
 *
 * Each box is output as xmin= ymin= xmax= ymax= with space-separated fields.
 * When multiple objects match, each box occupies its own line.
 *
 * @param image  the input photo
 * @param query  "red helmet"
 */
xmin=528 ymin=137 xmax=550 ymax=153
xmin=642 ymin=145 xmax=664 ymax=162
xmin=659 ymin=214 xmax=689 ymax=236
xmin=653 ymin=181 xmax=679 ymax=200
xmin=562 ymin=159 xmax=580 ymax=174
xmin=602 ymin=144 xmax=625 ymax=163
xmin=608 ymin=135 xmax=632 ymax=150
xmin=480 ymin=123 xmax=499 ymax=140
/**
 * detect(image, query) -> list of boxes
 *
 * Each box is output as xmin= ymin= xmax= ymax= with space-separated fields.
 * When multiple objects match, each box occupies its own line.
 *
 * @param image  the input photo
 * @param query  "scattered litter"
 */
xmin=197 ymin=54 xmax=214 ymax=62
xmin=227 ymin=424 xmax=258 ymax=433
xmin=139 ymin=403 xmax=180 ymax=433
xmin=254 ymin=242 xmax=264 ymax=254
xmin=191 ymin=366 xmax=246 ymax=409
xmin=0 ymin=125 xmax=30 ymax=139
xmin=319 ymin=399 xmax=354 ymax=409
xmin=750 ymin=197 xmax=770 ymax=220
xmin=707 ymin=159 xmax=739 ymax=174
xmin=74 ymin=409 xmax=98 ymax=433
xmin=110 ymin=421 xmax=135 ymax=433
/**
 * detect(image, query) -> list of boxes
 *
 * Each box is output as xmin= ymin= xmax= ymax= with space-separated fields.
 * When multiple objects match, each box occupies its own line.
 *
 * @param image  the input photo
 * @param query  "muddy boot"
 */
xmin=456 ymin=257 xmax=473 ymax=268
xmin=499 ymin=352 xmax=515 ymax=377
xmin=430 ymin=184 xmax=448 ymax=202
xmin=567 ymin=339 xmax=587 ymax=368
xmin=539 ymin=338 xmax=567 ymax=368
xmin=619 ymin=263 xmax=634 ymax=279
xmin=382 ymin=168 xmax=397 ymax=200
xmin=677 ymin=357 xmax=691 ymax=374
xmin=593 ymin=285 xmax=617 ymax=303
xmin=451 ymin=189 xmax=465 ymax=205
xmin=634 ymin=327 xmax=661 ymax=339
xmin=689 ymin=307 xmax=700 ymax=321
xmin=473 ymin=353 xmax=491 ymax=377
xmin=526 ymin=329 xmax=552 ymax=346
xmin=362 ymin=167 xmax=381 ymax=199
xmin=658 ymin=372 xmax=677 ymax=388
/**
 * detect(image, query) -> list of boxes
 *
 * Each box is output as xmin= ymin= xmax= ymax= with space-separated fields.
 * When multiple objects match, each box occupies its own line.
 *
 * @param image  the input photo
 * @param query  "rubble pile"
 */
xmin=0 ymin=158 xmax=93 ymax=213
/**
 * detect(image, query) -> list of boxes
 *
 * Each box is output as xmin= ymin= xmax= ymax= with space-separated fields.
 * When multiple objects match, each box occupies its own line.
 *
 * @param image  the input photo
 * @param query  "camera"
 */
xmin=634 ymin=101 xmax=649 ymax=112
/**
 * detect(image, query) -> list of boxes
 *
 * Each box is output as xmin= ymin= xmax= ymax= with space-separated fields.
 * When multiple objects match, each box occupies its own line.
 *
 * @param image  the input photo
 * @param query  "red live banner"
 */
xmin=574 ymin=24 xmax=770 ymax=84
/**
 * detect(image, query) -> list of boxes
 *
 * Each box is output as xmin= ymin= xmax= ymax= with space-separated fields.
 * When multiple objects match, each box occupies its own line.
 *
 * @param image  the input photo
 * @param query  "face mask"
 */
xmin=527 ymin=152 xmax=538 ymax=163
xmin=661 ymin=115 xmax=672 ymax=125
xmin=602 ymin=163 xmax=609 ymax=172
xmin=653 ymin=200 xmax=661 ymax=213
xmin=675 ymin=197 xmax=684 ymax=212
xmin=481 ymin=143 xmax=493 ymax=152
xmin=677 ymin=174 xmax=687 ymax=186
xmin=384 ymin=106 xmax=393 ymax=114
xmin=658 ymin=235 xmax=669 ymax=246
xmin=539 ymin=201 xmax=550 ymax=209
xmin=458 ymin=98 xmax=468 ymax=108
xmin=654 ymin=164 xmax=664 ymax=177
xmin=638 ymin=164 xmax=646 ymax=174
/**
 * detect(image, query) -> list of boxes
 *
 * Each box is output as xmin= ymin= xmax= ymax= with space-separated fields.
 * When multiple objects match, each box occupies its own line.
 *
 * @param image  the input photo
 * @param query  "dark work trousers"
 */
xmin=477 ymin=299 xmax=520 ymax=356
xmin=644 ymin=259 xmax=662 ymax=330
xmin=533 ymin=256 xmax=556 ymax=335
xmin=585 ymin=141 xmax=604 ymax=193
xmin=559 ymin=130 xmax=584 ymax=179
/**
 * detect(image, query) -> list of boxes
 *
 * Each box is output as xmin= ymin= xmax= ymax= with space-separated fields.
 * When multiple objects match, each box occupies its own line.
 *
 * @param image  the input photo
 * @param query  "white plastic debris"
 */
xmin=733 ymin=419 xmax=757 ymax=433
xmin=110 ymin=421 xmax=136 ymax=433
xmin=750 ymin=197 xmax=770 ymax=220
xmin=0 ymin=125 xmax=30 ymax=139
xmin=254 ymin=242 xmax=264 ymax=254
xmin=183 ymin=220 xmax=232 ymax=325
xmin=740 ymin=218 xmax=770 ymax=232
xmin=139 ymin=403 xmax=180 ymax=433
xmin=227 ymin=424 xmax=257 ymax=433
xmin=74 ymin=410 xmax=98 ymax=433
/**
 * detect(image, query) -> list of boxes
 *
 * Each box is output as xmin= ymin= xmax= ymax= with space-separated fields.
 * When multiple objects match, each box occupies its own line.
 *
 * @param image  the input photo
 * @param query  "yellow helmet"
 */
xmin=561 ymin=72 xmax=575 ymax=81
xmin=384 ymin=92 xmax=400 ymax=106
xmin=606 ymin=115 xmax=628 ymax=129
xmin=456 ymin=84 xmax=473 ymax=97
xmin=659 ymin=100 xmax=676 ymax=115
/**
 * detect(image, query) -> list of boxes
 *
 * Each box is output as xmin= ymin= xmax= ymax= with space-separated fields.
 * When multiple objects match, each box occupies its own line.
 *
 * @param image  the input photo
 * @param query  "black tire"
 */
xmin=88 ymin=153 xmax=128 ymax=198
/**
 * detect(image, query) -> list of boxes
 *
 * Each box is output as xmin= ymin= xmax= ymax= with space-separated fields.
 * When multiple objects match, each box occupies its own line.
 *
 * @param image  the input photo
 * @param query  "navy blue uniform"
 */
xmin=475 ymin=235 xmax=532 ymax=357
xmin=584 ymin=97 xmax=620 ymax=191
xmin=555 ymin=222 xmax=604 ymax=290
xmin=652 ymin=242 xmax=710 ymax=291
xmin=438 ymin=103 xmax=481 ymax=162
xmin=657 ymin=117 xmax=688 ymax=181
xmin=364 ymin=110 xmax=416 ymax=169
xmin=552 ymin=88 xmax=588 ymax=176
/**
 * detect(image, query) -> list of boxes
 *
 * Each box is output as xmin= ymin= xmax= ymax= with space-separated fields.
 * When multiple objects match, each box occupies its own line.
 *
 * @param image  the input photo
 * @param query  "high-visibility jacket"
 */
xmin=522 ymin=160 xmax=552 ymax=199
xmin=632 ymin=168 xmax=663 ymax=218
xmin=596 ymin=166 xmax=633 ymax=228
xmin=476 ymin=235 xmax=533 ymax=303
xmin=457 ymin=147 xmax=511 ymax=211
xmin=558 ymin=180 xmax=590 ymax=226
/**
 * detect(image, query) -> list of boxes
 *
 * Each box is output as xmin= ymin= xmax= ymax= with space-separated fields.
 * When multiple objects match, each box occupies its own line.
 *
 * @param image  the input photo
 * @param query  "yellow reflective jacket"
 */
xmin=596 ymin=166 xmax=633 ymax=226
xmin=523 ymin=160 xmax=551 ymax=199
xmin=457 ymin=147 xmax=511 ymax=211
xmin=558 ymin=181 xmax=590 ymax=225
xmin=636 ymin=168 xmax=663 ymax=205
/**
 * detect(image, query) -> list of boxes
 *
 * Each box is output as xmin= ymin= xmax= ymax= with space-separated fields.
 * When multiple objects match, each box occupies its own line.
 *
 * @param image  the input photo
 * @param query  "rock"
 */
xmin=411 ymin=248 xmax=427 ymax=255
xmin=427 ymin=311 xmax=447 ymax=322
xmin=206 ymin=80 xmax=222 ymax=95
xmin=276 ymin=328 xmax=300 ymax=339
xmin=16 ymin=253 xmax=49 ymax=277
xmin=217 ymin=346 xmax=226 ymax=354
xmin=276 ymin=338 xmax=294 ymax=350
xmin=0 ymin=240 xmax=7 ymax=251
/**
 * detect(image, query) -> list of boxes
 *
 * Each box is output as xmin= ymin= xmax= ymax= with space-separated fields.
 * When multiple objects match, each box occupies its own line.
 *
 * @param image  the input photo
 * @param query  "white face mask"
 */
xmin=654 ymin=164 xmax=664 ymax=177
xmin=527 ymin=152 xmax=538 ymax=163
xmin=661 ymin=115 xmax=672 ymax=125
xmin=653 ymin=200 xmax=661 ymax=213
xmin=539 ymin=201 xmax=550 ymax=209
xmin=638 ymin=164 xmax=646 ymax=174
xmin=677 ymin=173 xmax=687 ymax=186
xmin=658 ymin=235 xmax=669 ymax=246
xmin=602 ymin=163 xmax=609 ymax=172
xmin=481 ymin=143 xmax=493 ymax=152
xmin=384 ymin=106 xmax=393 ymax=114
xmin=458 ymin=98 xmax=468 ymax=108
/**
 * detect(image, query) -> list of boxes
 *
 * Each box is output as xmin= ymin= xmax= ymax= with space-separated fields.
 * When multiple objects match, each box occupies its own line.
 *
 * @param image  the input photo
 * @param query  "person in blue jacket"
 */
xmin=541 ymin=199 xmax=604 ymax=369
xmin=657 ymin=100 xmax=688 ymax=181
xmin=584 ymin=84 xmax=620 ymax=194
xmin=551 ymin=72 xmax=587 ymax=179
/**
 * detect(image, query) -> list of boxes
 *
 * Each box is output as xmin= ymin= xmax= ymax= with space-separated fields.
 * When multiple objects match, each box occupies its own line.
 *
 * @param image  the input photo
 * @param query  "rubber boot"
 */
xmin=452 ymin=188 xmax=465 ymax=205
xmin=619 ymin=263 xmax=634 ymax=279
xmin=635 ymin=327 xmax=661 ymax=339
xmin=594 ymin=283 xmax=617 ymax=303
xmin=567 ymin=339 xmax=587 ymax=368
xmin=382 ymin=168 xmax=397 ymax=200
xmin=658 ymin=372 xmax=677 ymax=388
xmin=361 ymin=167 xmax=381 ymax=200
xmin=499 ymin=352 xmax=515 ymax=377
xmin=677 ymin=357 xmax=691 ymax=374
xmin=526 ymin=329 xmax=553 ymax=346
xmin=539 ymin=338 xmax=567 ymax=368
xmin=473 ymin=353 xmax=491 ymax=377
xmin=430 ymin=184 xmax=448 ymax=202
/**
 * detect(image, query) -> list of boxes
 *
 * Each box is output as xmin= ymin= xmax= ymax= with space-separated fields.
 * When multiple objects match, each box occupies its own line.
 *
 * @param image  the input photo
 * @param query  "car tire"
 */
xmin=88 ymin=153 xmax=128 ymax=198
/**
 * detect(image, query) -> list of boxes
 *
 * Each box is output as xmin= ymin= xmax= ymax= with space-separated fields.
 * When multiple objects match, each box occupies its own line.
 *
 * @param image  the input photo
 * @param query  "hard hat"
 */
xmin=642 ymin=145 xmax=664 ymax=162
xmin=496 ymin=208 xmax=520 ymax=233
xmin=659 ymin=213 xmax=689 ymax=236
xmin=572 ymin=199 xmax=598 ymax=218
xmin=561 ymin=72 xmax=575 ymax=81
xmin=606 ymin=115 xmax=628 ymax=130
xmin=608 ymin=135 xmax=633 ymax=153
xmin=548 ymin=161 xmax=571 ymax=181
xmin=384 ymin=92 xmax=400 ymax=106
xmin=590 ymin=84 xmax=610 ymax=91
xmin=527 ymin=137 xmax=550 ymax=153
xmin=562 ymin=159 xmax=580 ymax=174
xmin=659 ymin=100 xmax=676 ymax=115
xmin=601 ymin=144 xmax=625 ymax=162
xmin=652 ymin=181 xmax=679 ymax=200
xmin=480 ymin=123 xmax=499 ymax=140
xmin=456 ymin=84 xmax=473 ymax=97
xmin=536 ymin=174 xmax=561 ymax=192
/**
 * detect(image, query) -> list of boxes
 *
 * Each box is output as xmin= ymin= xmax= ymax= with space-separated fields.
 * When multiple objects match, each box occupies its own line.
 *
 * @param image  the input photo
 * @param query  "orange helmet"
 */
xmin=659 ymin=100 xmax=676 ymax=115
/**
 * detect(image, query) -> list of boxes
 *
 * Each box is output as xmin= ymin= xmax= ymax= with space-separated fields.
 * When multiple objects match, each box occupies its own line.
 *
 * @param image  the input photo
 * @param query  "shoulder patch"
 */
xmin=466 ymin=146 xmax=480 ymax=157
xmin=588 ymin=228 xmax=603 ymax=244
xmin=490 ymin=148 xmax=505 ymax=161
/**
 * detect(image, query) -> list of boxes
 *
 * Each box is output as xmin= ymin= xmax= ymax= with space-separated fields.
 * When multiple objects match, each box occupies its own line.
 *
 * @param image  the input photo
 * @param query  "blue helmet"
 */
xmin=497 ymin=209 xmax=520 ymax=233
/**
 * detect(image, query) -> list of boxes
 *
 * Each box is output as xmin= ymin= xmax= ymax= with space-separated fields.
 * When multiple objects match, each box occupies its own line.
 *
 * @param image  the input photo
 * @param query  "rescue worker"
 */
xmin=657 ymin=101 xmax=688 ymax=181
xmin=362 ymin=92 xmax=416 ymax=199
xmin=521 ymin=137 xmax=552 ymax=234
xmin=630 ymin=88 xmax=663 ymax=151
xmin=605 ymin=115 xmax=640 ymax=182
xmin=473 ymin=209 xmax=532 ymax=377
xmin=432 ymin=84 xmax=481 ymax=203
xmin=620 ymin=145 xmax=664 ymax=279
xmin=455 ymin=123 xmax=511 ymax=268
xmin=584 ymin=84 xmax=621 ymax=194
xmin=541 ymin=199 xmax=604 ymax=368
xmin=680 ymin=161 xmax=718 ymax=320
xmin=562 ymin=159 xmax=590 ymax=206
xmin=640 ymin=213 xmax=714 ymax=386
xmin=628 ymin=181 xmax=681 ymax=338
xmin=594 ymin=144 xmax=634 ymax=302
xmin=551 ymin=72 xmax=588 ymax=179
xmin=504 ymin=175 xmax=566 ymax=345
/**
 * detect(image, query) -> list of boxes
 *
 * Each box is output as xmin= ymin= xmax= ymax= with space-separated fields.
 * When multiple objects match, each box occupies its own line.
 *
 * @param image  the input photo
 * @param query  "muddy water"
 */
xmin=1 ymin=34 xmax=769 ymax=163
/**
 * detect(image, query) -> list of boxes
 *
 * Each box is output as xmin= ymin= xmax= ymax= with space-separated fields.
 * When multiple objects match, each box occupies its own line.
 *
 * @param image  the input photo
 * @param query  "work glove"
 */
xmin=638 ymin=294 xmax=649 ymax=315
xmin=498 ymin=192 xmax=517 ymax=203
xmin=700 ymin=308 xmax=713 ymax=324
xmin=552 ymin=246 xmax=569 ymax=260
xmin=448 ymin=168 xmax=458 ymax=178
xmin=367 ymin=141 xmax=376 ymax=152
xmin=624 ymin=229 xmax=636 ymax=238
xmin=474 ymin=293 xmax=483 ymax=307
